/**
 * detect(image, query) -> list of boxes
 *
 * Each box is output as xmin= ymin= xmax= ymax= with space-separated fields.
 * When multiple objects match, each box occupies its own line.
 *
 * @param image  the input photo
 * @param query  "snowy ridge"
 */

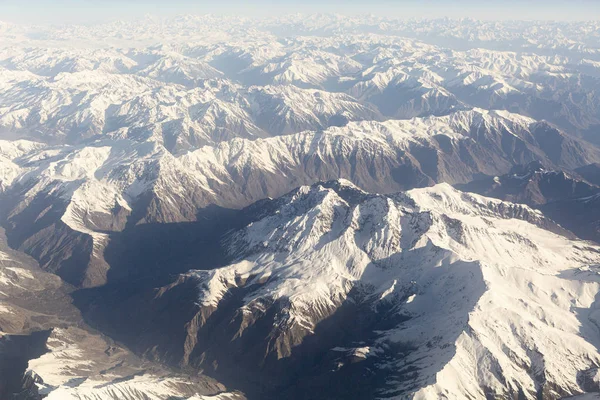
xmin=170 ymin=182 xmax=600 ymax=399
xmin=2 ymin=17 xmax=600 ymax=148
xmin=1 ymin=106 xmax=597 ymax=287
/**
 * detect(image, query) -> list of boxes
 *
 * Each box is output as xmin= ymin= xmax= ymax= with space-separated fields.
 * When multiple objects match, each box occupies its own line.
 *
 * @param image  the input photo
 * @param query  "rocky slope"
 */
xmin=457 ymin=161 xmax=600 ymax=206
xmin=0 ymin=226 xmax=242 ymax=400
xmin=75 ymin=181 xmax=600 ymax=399
xmin=457 ymin=161 xmax=600 ymax=243
xmin=2 ymin=108 xmax=598 ymax=288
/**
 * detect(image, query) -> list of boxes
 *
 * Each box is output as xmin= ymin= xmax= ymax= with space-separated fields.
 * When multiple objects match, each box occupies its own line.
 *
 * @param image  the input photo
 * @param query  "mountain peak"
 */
xmin=136 ymin=183 xmax=600 ymax=399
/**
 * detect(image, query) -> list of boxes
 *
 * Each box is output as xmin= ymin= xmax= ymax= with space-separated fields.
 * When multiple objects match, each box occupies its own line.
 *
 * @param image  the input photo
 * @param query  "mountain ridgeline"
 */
xmin=1 ymin=14 xmax=600 ymax=400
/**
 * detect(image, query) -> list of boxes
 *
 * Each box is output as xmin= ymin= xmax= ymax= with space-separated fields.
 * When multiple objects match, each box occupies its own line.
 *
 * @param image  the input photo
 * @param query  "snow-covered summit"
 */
xmin=124 ymin=181 xmax=600 ymax=399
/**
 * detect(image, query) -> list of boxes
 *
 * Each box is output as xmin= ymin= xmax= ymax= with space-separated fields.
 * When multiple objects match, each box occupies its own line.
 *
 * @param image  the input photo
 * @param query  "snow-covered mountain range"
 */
xmin=79 ymin=180 xmax=600 ymax=399
xmin=2 ymin=108 xmax=598 ymax=288
xmin=2 ymin=13 xmax=600 ymax=400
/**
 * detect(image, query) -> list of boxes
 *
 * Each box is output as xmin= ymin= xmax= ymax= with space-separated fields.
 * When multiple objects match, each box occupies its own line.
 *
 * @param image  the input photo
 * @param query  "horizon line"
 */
xmin=2 ymin=11 xmax=600 ymax=27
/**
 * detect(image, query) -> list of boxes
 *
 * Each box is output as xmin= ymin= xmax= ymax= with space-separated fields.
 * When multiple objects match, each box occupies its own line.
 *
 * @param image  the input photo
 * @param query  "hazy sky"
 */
xmin=1 ymin=0 xmax=599 ymax=24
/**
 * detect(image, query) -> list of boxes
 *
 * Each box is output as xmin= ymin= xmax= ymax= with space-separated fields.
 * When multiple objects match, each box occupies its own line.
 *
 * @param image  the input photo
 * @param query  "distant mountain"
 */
xmin=137 ymin=54 xmax=224 ymax=86
xmin=2 ymin=22 xmax=600 ymax=147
